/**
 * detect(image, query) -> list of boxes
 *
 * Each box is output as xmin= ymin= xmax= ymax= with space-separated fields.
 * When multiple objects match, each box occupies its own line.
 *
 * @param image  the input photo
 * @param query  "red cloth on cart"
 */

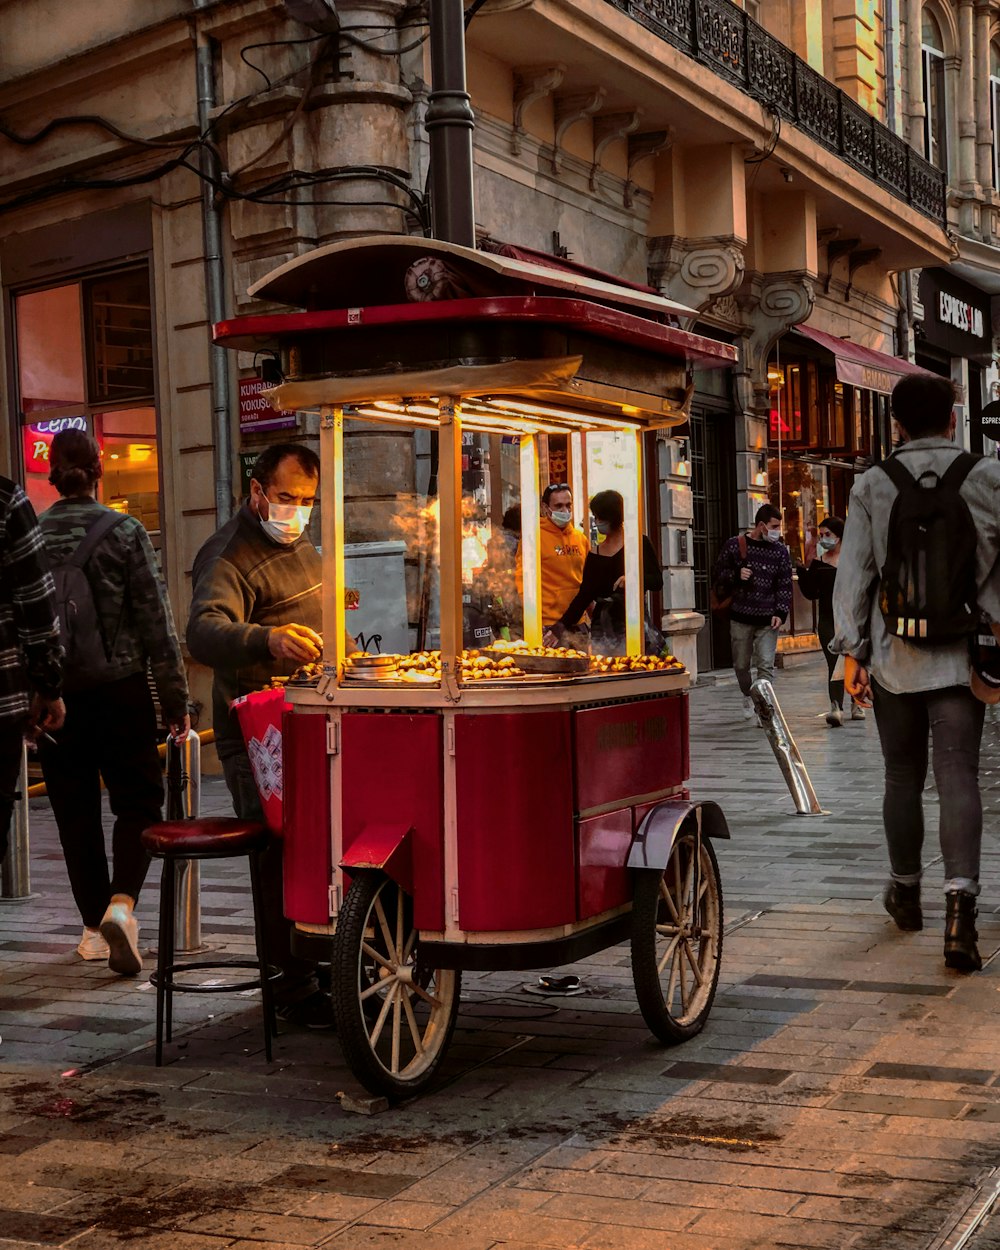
xmin=231 ymin=688 xmax=291 ymax=836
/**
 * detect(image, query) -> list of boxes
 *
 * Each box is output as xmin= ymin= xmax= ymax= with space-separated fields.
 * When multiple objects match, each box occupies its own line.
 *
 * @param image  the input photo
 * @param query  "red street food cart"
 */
xmin=214 ymin=236 xmax=738 ymax=1099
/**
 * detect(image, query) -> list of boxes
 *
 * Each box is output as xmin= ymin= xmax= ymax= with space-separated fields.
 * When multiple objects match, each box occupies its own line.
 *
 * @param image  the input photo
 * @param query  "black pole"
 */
xmin=426 ymin=0 xmax=476 ymax=247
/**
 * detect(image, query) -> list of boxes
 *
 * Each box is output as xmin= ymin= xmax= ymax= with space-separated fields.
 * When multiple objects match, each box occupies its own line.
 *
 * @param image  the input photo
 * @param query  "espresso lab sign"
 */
xmin=239 ymin=376 xmax=296 ymax=433
xmin=918 ymin=269 xmax=992 ymax=364
xmin=973 ymin=399 xmax=1000 ymax=450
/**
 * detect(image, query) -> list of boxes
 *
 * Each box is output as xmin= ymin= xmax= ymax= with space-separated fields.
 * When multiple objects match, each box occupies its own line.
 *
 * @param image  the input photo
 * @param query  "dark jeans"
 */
xmin=871 ymin=679 xmax=985 ymax=894
xmin=0 ymin=723 xmax=24 ymax=864
xmin=818 ymin=624 xmax=844 ymax=708
xmin=39 ymin=673 xmax=163 ymax=930
xmin=221 ymin=747 xmax=318 ymax=1005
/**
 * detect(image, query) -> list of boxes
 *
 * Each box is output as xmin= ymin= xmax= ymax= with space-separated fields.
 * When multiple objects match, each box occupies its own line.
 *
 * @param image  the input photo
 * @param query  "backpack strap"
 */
xmin=940 ymin=451 xmax=981 ymax=492
xmin=737 ymin=534 xmax=747 ymax=561
xmin=70 ymin=511 xmax=128 ymax=569
xmin=877 ymin=456 xmax=915 ymax=493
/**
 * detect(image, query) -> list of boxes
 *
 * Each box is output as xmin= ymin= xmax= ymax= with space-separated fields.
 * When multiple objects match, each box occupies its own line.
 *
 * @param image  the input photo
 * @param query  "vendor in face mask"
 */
xmin=186 ymin=442 xmax=345 ymax=1031
xmin=517 ymin=483 xmax=590 ymax=634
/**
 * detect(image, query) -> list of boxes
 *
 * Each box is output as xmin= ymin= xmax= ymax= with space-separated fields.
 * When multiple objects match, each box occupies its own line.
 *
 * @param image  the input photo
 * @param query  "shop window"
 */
xmin=921 ymin=9 xmax=948 ymax=171
xmin=13 ymin=267 xmax=160 ymax=544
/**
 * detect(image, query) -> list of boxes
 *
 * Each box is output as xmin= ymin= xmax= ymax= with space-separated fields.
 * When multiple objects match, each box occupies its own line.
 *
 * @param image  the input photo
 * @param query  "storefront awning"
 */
xmin=793 ymin=326 xmax=931 ymax=396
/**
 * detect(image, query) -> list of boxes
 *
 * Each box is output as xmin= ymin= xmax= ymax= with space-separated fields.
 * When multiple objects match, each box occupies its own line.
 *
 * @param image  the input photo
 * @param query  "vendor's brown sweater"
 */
xmin=187 ymin=505 xmax=322 ymax=760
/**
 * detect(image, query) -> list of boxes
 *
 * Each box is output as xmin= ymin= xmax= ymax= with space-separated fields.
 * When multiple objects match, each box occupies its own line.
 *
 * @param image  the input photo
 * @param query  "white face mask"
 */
xmin=817 ymin=536 xmax=837 ymax=552
xmin=549 ymin=509 xmax=572 ymax=528
xmin=765 ymin=528 xmax=783 ymax=543
xmin=261 ymin=501 xmax=312 ymax=545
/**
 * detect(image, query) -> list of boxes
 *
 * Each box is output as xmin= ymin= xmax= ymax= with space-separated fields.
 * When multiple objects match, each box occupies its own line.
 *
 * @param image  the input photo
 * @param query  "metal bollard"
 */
xmin=165 ymin=733 xmax=206 ymax=953
xmin=1 ymin=743 xmax=32 ymax=900
xmin=750 ymin=678 xmax=828 ymax=817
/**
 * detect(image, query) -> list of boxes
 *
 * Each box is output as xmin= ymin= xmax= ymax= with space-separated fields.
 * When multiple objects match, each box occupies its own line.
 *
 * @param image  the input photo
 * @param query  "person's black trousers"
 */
xmin=0 ymin=722 xmax=25 ymax=864
xmin=39 ymin=672 xmax=164 ymax=930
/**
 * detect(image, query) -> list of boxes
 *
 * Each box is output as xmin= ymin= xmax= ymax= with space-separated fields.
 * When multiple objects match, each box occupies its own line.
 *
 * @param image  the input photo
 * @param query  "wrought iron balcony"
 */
xmin=606 ymin=0 xmax=947 ymax=225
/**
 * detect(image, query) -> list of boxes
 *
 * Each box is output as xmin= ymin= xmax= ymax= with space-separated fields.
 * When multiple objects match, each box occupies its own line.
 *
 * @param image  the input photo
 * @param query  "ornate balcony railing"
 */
xmin=605 ymin=0 xmax=947 ymax=225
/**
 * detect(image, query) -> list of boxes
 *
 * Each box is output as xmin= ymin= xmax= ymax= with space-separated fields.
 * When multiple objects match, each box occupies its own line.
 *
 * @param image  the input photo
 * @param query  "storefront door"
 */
xmin=689 ymin=394 xmax=736 ymax=673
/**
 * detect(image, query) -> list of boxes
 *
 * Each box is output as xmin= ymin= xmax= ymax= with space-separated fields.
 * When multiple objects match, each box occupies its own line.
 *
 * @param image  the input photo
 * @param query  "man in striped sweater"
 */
xmin=712 ymin=503 xmax=793 ymax=720
xmin=0 ymin=475 xmax=64 ymax=861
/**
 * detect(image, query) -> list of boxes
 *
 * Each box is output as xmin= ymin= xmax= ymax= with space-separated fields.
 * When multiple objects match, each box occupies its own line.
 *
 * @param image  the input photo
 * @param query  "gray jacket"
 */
xmin=831 ymin=437 xmax=1000 ymax=695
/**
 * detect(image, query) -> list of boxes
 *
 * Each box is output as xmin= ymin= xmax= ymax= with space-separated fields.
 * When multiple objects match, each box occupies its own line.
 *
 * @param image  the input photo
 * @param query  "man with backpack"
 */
xmin=833 ymin=374 xmax=1000 ymax=973
xmin=712 ymin=504 xmax=793 ymax=720
xmin=38 ymin=430 xmax=189 ymax=976
xmin=0 ymin=475 xmax=64 ymax=865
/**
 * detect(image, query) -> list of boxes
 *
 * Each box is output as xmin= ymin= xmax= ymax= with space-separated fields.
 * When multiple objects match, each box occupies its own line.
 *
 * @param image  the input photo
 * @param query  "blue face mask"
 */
xmin=817 ymin=536 xmax=837 ymax=552
xmin=594 ymin=520 xmax=611 ymax=536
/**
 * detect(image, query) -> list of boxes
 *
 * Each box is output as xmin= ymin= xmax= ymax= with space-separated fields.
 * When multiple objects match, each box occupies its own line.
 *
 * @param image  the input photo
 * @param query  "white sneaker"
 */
xmin=77 ymin=927 xmax=110 ymax=961
xmin=99 ymin=903 xmax=142 ymax=977
xmin=826 ymin=703 xmax=843 ymax=727
xmin=851 ymin=703 xmax=866 ymax=721
xmin=742 ymin=696 xmax=755 ymax=720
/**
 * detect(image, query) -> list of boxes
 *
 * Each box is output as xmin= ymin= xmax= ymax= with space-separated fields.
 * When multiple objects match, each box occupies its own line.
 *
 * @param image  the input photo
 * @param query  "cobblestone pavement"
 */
xmin=3 ymin=658 xmax=1000 ymax=1250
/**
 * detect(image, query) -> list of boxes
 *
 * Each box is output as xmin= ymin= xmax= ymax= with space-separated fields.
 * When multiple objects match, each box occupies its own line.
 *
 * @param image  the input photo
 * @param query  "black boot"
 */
xmin=944 ymin=892 xmax=982 ymax=972
xmin=883 ymin=881 xmax=922 ymax=931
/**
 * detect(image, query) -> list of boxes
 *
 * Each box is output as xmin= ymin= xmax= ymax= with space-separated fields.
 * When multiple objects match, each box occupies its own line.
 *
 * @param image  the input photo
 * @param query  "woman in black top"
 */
xmin=552 ymin=489 xmax=663 ymax=655
xmin=796 ymin=515 xmax=862 ymax=727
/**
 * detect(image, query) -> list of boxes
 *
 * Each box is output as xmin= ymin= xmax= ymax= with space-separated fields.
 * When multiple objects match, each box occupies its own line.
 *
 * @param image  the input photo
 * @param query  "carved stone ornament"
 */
xmin=552 ymin=88 xmax=606 ymax=171
xmin=512 ymin=65 xmax=565 ymax=157
xmin=733 ymin=270 xmax=816 ymax=413
xmin=589 ymin=109 xmax=643 ymax=189
xmin=648 ymin=235 xmax=746 ymax=313
xmin=624 ymin=129 xmax=673 ymax=208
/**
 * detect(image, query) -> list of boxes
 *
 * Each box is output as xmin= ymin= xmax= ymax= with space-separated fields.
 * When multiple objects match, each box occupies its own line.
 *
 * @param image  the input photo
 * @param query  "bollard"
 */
xmin=1 ymin=743 xmax=31 ymax=900
xmin=750 ymin=678 xmax=827 ymax=816
xmin=165 ymin=733 xmax=206 ymax=953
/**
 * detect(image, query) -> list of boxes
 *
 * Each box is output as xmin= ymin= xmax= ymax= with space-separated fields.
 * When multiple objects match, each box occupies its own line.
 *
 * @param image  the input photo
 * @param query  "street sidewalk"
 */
xmin=2 ymin=658 xmax=1000 ymax=1250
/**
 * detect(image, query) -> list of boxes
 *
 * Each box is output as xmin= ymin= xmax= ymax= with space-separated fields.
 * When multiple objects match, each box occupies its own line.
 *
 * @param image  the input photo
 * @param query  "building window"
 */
xmin=991 ymin=43 xmax=1000 ymax=190
xmin=13 ymin=266 xmax=161 ymax=542
xmin=744 ymin=0 xmax=761 ymax=21
xmin=921 ymin=9 xmax=948 ymax=170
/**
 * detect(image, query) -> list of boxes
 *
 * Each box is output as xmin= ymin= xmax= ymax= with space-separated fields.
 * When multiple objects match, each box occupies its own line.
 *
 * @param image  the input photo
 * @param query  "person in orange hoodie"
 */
xmin=518 ymin=483 xmax=591 ymax=630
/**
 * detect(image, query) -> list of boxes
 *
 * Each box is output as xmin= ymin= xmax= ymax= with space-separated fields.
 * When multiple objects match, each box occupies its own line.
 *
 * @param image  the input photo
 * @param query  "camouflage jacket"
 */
xmin=39 ymin=498 xmax=188 ymax=722
xmin=0 ymin=477 xmax=62 ymax=725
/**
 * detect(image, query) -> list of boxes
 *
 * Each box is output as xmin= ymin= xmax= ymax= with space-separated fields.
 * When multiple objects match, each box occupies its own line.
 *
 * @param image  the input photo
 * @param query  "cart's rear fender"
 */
xmin=627 ymin=800 xmax=730 ymax=871
xmin=340 ymin=823 xmax=413 ymax=896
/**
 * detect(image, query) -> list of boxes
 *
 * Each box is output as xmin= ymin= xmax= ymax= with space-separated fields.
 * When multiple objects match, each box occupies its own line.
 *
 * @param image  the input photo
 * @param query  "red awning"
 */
xmin=794 ymin=326 xmax=932 ymax=396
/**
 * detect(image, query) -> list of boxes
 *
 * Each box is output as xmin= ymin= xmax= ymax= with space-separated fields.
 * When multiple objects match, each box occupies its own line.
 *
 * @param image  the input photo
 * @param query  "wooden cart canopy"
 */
xmin=247 ymin=234 xmax=699 ymax=321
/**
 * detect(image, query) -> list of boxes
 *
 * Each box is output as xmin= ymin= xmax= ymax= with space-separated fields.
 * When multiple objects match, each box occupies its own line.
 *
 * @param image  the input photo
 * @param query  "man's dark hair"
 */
xmin=251 ymin=443 xmax=320 ymax=489
xmin=891 ymin=374 xmax=956 ymax=438
xmin=542 ymin=482 xmax=571 ymax=506
xmin=49 ymin=430 xmax=102 ymax=496
xmin=502 ymin=505 xmax=521 ymax=531
xmin=755 ymin=503 xmax=782 ymax=526
xmin=590 ymin=489 xmax=624 ymax=528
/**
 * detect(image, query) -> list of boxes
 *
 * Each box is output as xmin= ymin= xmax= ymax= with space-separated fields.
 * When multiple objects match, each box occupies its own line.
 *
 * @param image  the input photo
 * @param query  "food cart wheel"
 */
xmin=332 ymin=869 xmax=461 ymax=1099
xmin=630 ymin=828 xmax=723 ymax=1044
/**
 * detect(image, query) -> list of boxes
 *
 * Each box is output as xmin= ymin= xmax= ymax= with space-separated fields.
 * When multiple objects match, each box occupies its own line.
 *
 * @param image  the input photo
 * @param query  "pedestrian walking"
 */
xmin=833 ymin=373 xmax=1000 ymax=972
xmin=187 ymin=442 xmax=335 ymax=1029
xmin=37 ymin=430 xmax=189 ymax=976
xmin=0 ymin=475 xmax=64 ymax=868
xmin=712 ymin=504 xmax=792 ymax=720
xmin=796 ymin=516 xmax=865 ymax=727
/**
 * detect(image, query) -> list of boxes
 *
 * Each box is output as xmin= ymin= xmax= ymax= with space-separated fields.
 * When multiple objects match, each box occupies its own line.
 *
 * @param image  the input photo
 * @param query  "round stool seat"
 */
xmin=142 ymin=817 xmax=269 ymax=857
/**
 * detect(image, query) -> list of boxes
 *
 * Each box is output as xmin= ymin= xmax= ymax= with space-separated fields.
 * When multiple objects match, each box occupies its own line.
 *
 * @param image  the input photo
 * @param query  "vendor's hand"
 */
xmin=268 ymin=624 xmax=323 ymax=663
xmin=542 ymin=628 xmax=558 ymax=647
xmin=168 ymin=714 xmax=191 ymax=744
xmin=27 ymin=694 xmax=65 ymax=740
xmin=844 ymin=657 xmax=873 ymax=707
xmin=613 ymin=575 xmax=625 ymax=592
xmin=770 ymin=616 xmax=782 ymax=630
xmin=739 ymin=567 xmax=752 ymax=581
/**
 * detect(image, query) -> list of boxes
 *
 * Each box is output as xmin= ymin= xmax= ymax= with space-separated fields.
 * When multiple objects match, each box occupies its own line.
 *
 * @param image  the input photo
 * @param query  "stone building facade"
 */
xmin=0 ymin=0 xmax=992 ymax=711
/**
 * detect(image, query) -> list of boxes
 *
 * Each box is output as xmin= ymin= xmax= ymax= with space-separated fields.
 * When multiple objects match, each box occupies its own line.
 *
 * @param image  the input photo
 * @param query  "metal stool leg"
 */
xmin=154 ymin=854 xmax=174 ymax=1066
xmin=163 ymin=857 xmax=178 ymax=1044
xmin=249 ymin=848 xmax=276 ymax=1061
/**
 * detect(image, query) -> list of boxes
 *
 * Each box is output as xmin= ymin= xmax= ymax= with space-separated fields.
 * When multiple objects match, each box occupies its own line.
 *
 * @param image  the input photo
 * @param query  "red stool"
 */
xmin=141 ymin=818 xmax=280 ymax=1065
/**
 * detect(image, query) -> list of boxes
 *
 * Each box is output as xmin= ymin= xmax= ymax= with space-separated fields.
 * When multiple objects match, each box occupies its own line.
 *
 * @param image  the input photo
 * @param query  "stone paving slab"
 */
xmin=2 ymin=661 xmax=1000 ymax=1247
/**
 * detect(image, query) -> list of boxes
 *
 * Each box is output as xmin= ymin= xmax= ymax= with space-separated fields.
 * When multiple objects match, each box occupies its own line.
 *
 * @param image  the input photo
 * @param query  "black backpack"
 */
xmin=878 ymin=452 xmax=980 ymax=645
xmin=51 ymin=510 xmax=129 ymax=692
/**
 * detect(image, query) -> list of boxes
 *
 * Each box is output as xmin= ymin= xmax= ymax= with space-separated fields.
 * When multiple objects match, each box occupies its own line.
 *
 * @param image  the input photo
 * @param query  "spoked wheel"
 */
xmin=332 ymin=870 xmax=461 ymax=1099
xmin=631 ymin=828 xmax=723 ymax=1043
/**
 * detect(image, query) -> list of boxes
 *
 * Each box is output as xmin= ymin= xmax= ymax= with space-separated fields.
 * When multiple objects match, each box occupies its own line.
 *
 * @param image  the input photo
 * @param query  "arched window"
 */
xmin=992 ymin=42 xmax=1000 ymax=189
xmin=921 ymin=8 xmax=947 ymax=170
